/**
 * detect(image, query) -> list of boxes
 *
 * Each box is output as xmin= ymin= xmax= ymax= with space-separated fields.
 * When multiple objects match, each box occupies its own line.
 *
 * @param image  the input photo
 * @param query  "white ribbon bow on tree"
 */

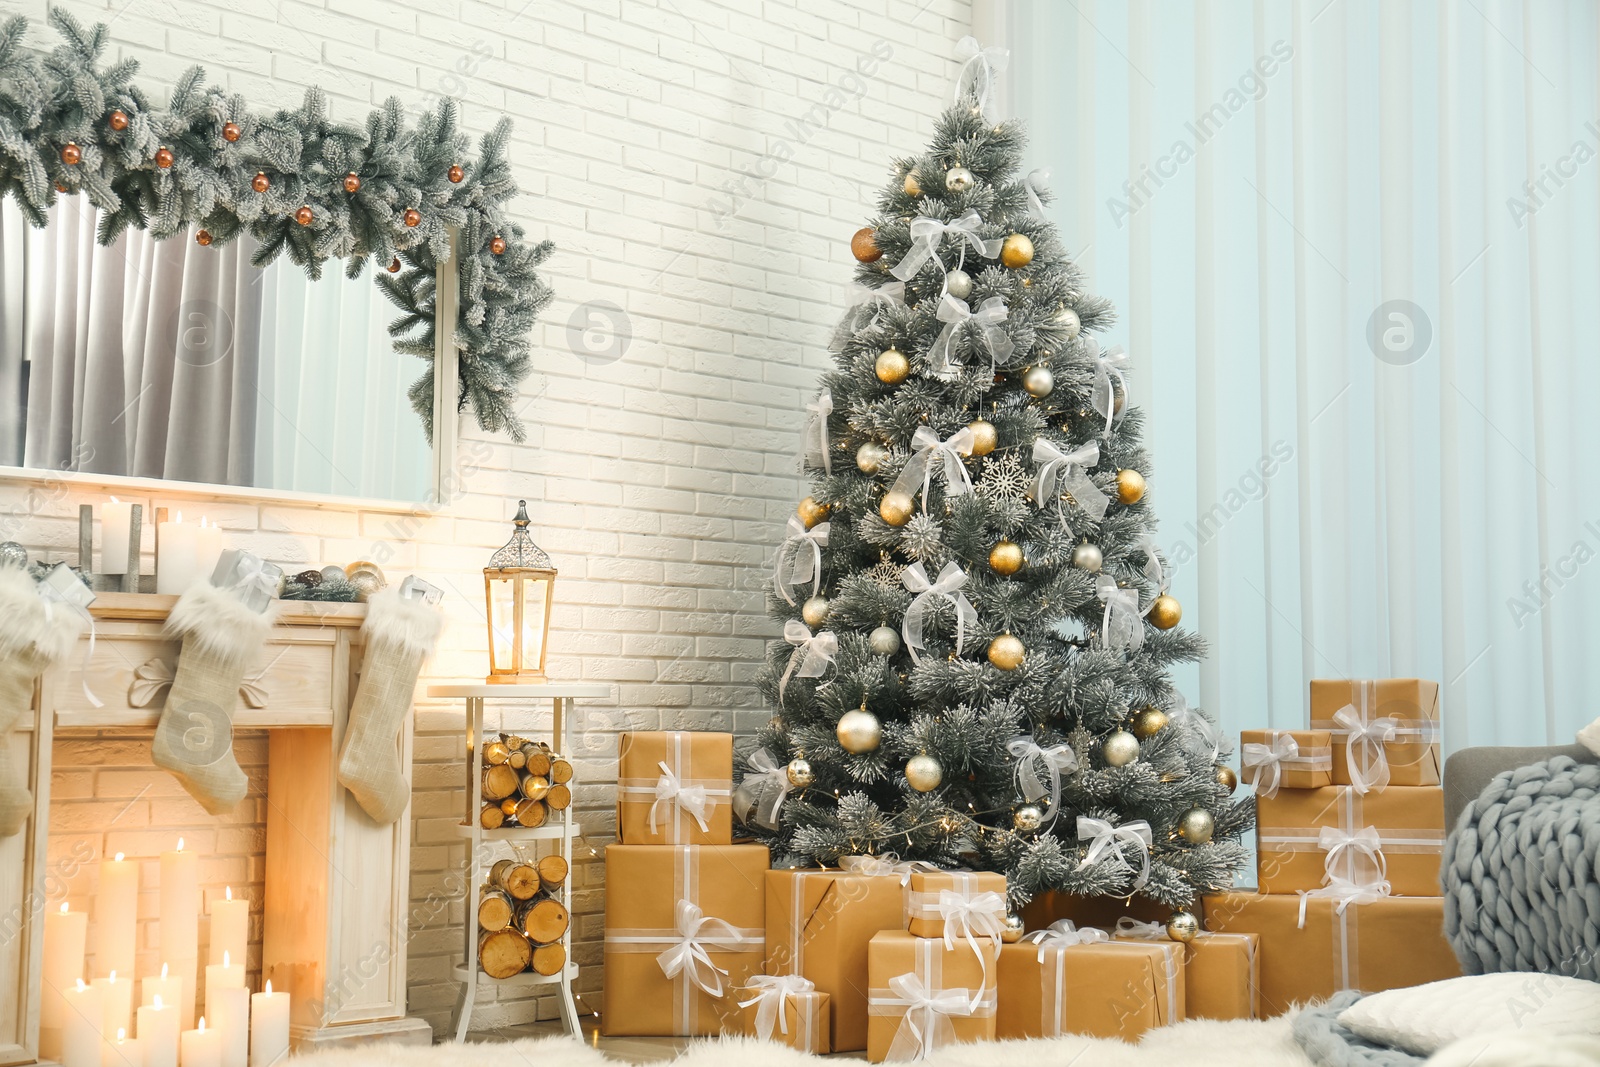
xmin=838 ymin=853 xmax=943 ymax=885
xmin=928 ymin=293 xmax=1012 ymax=378
xmin=1240 ymin=733 xmax=1299 ymax=799
xmin=1333 ymin=703 xmax=1399 ymax=795
xmin=1168 ymin=691 xmax=1223 ymax=764
xmin=736 ymin=973 xmax=815 ymax=1040
xmin=1033 ymin=438 xmax=1109 ymax=531
xmin=1075 ymin=815 xmax=1155 ymax=892
xmin=650 ymin=760 xmax=711 ymax=835
xmin=1090 ymin=345 xmax=1131 ymax=432
xmin=1095 ymin=574 xmax=1145 ymax=653
xmin=882 ymin=971 xmax=977 ymax=1062
xmin=1318 ymin=826 xmax=1388 ymax=887
xmin=890 ymin=210 xmax=1003 ymax=282
xmin=741 ymin=749 xmax=792 ymax=830
xmin=953 ymin=36 xmax=1010 ymax=123
xmin=831 ymin=281 xmax=906 ymax=352
xmin=656 ymin=898 xmax=737 ymax=997
xmin=804 ymin=389 xmax=833 ymax=475
xmin=1138 ymin=534 xmax=1169 ymax=594
xmin=1025 ymin=168 xmax=1051 ymax=220
xmin=774 ymin=515 xmax=830 ymax=606
xmin=901 ymin=561 xmax=978 ymax=664
xmin=1005 ymin=735 xmax=1078 ymax=824
xmin=1021 ymin=918 xmax=1110 ymax=961
xmin=779 ymin=620 xmax=838 ymax=703
xmin=893 ymin=425 xmax=976 ymax=513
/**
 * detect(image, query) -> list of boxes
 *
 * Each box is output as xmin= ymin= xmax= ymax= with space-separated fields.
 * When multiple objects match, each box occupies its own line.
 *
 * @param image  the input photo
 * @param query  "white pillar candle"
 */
xmin=141 ymin=964 xmax=182 ymax=1009
xmin=247 ymin=983 xmax=289 ymax=1067
xmin=194 ymin=519 xmax=223 ymax=587
xmin=178 ymin=1018 xmax=220 ymax=1067
xmin=42 ymin=902 xmax=89 ymax=1056
xmin=95 ymin=853 xmax=139 ymax=980
xmin=63 ymin=979 xmax=106 ymax=1067
xmin=103 ymin=1028 xmax=144 ymax=1067
xmin=136 ymin=996 xmax=179 ymax=1067
xmin=93 ymin=973 xmax=135 ymax=1041
xmin=205 ymin=987 xmax=248 ymax=1067
xmin=206 ymin=888 xmax=247 ymax=967
xmin=158 ymin=842 xmax=199 ymax=1029
xmin=156 ymin=514 xmax=199 ymax=595
xmin=203 ymin=952 xmax=244 ymax=1004
xmin=101 ymin=499 xmax=134 ymax=575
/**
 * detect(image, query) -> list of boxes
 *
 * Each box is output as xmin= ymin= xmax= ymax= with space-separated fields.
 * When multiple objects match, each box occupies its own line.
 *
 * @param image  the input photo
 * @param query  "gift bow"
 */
xmin=838 ymin=852 xmax=942 ymax=885
xmin=1033 ymin=438 xmax=1109 ymax=527
xmin=778 ymin=620 xmax=837 ymax=702
xmin=831 ymin=281 xmax=906 ymax=352
xmin=1139 ymin=534 xmax=1169 ymax=594
xmin=1318 ymin=826 xmax=1388 ymax=887
xmin=737 ymin=973 xmax=815 ymax=1040
xmin=774 ymin=515 xmax=830 ymax=606
xmin=890 ymin=210 xmax=1003 ymax=282
xmin=1095 ymin=575 xmax=1145 ymax=653
xmin=1296 ymin=873 xmax=1392 ymax=929
xmin=804 ymin=389 xmax=833 ymax=475
xmin=1333 ymin=702 xmax=1399 ymax=795
xmin=928 ymin=293 xmax=1012 ymax=378
xmin=936 ymin=887 xmax=1005 ymax=1010
xmin=1025 ymin=168 xmax=1051 ymax=220
xmin=901 ymin=561 xmax=978 ymax=664
xmin=1240 ymin=732 xmax=1299 ymax=799
xmin=650 ymin=760 xmax=711 ymax=834
xmin=953 ymin=36 xmax=1010 ymax=124
xmin=223 ymin=552 xmax=279 ymax=603
xmin=1091 ymin=345 xmax=1131 ymax=432
xmin=656 ymin=898 xmax=736 ymax=998
xmin=883 ymin=971 xmax=977 ymax=1062
xmin=742 ymin=749 xmax=792 ymax=830
xmin=1022 ymin=918 xmax=1110 ymax=962
xmin=1075 ymin=815 xmax=1154 ymax=892
xmin=1005 ymin=735 xmax=1077 ymax=823
xmin=893 ymin=425 xmax=976 ymax=511
xmin=1113 ymin=917 xmax=1169 ymax=941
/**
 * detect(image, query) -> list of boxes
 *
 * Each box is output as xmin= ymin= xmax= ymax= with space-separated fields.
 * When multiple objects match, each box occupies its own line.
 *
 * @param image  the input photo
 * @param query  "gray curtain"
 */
xmin=22 ymin=200 xmax=262 ymax=484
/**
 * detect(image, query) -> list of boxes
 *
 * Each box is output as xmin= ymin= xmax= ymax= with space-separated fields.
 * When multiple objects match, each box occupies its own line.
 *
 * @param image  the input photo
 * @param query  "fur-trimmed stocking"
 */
xmin=0 ymin=568 xmax=87 ymax=836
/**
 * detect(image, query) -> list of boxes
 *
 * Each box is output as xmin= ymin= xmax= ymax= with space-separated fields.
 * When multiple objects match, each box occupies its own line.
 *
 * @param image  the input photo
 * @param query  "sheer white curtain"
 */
xmin=995 ymin=0 xmax=1600 ymax=751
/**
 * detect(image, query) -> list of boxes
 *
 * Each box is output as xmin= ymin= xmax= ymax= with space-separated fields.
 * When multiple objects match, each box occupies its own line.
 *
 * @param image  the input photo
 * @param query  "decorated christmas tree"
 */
xmin=737 ymin=51 xmax=1253 ymax=923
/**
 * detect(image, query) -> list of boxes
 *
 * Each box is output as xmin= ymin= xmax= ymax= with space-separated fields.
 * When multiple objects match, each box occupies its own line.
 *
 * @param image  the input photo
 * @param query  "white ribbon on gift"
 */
xmin=1095 ymin=574 xmax=1145 ymax=653
xmin=37 ymin=563 xmax=100 ymax=708
xmin=927 ymin=293 xmax=1013 ymax=378
xmin=773 ymin=515 xmax=830 ymax=606
xmin=880 ymin=972 xmax=979 ymax=1062
xmin=953 ymin=36 xmax=1010 ymax=123
xmin=1318 ymin=825 xmax=1388 ymax=888
xmin=1090 ymin=345 xmax=1131 ymax=432
xmin=737 ymin=973 xmax=815 ymax=1041
xmin=838 ymin=852 xmax=943 ymax=885
xmin=778 ymin=619 xmax=837 ymax=702
xmin=1296 ymin=872 xmax=1392 ymax=929
xmin=1333 ymin=697 xmax=1399 ymax=795
xmin=935 ymin=887 xmax=1006 ymax=1009
xmin=1033 ymin=438 xmax=1108 ymax=531
xmin=900 ymin=561 xmax=978 ymax=664
xmin=1025 ymin=168 xmax=1051 ymax=220
xmin=651 ymin=760 xmax=711 ymax=835
xmin=831 ymin=280 xmax=906 ymax=352
xmin=892 ymin=425 xmax=976 ymax=512
xmin=655 ymin=898 xmax=740 ymax=998
xmin=1005 ymin=735 xmax=1077 ymax=823
xmin=1241 ymin=732 xmax=1299 ymax=799
xmin=1113 ymin=917 xmax=1168 ymax=941
xmin=804 ymin=389 xmax=833 ymax=475
xmin=890 ymin=210 xmax=1003 ymax=282
xmin=1021 ymin=918 xmax=1110 ymax=961
xmin=741 ymin=749 xmax=791 ymax=830
xmin=1075 ymin=815 xmax=1154 ymax=892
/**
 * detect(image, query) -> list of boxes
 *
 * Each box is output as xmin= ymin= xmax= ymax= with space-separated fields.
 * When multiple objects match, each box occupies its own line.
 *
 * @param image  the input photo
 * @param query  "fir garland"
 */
xmin=0 ymin=10 xmax=553 ymax=441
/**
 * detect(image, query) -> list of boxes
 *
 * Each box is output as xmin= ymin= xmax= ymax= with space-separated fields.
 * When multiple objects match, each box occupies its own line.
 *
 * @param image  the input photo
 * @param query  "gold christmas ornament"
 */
xmin=251 ymin=171 xmax=270 ymax=193
xmin=868 ymin=625 xmax=901 ymax=656
xmin=1148 ymin=594 xmax=1182 ymax=630
xmin=344 ymin=171 xmax=361 ymax=193
xmin=875 ymin=347 xmax=910 ymax=384
xmin=155 ymin=146 xmax=173 ymax=168
xmin=222 ymin=120 xmax=240 ymax=142
xmin=403 ymin=207 xmax=422 ymax=227
xmin=801 ymin=595 xmax=830 ymax=629
xmin=836 ymin=709 xmax=882 ymax=754
xmin=1178 ymin=807 xmax=1215 ymax=845
xmin=1103 ymin=729 xmax=1140 ymax=767
xmin=987 ymin=633 xmax=1025 ymax=670
xmin=1166 ymin=910 xmax=1201 ymax=943
xmin=387 ymin=256 xmax=402 ymax=273
xmin=1001 ymin=913 xmax=1026 ymax=944
xmin=448 ymin=163 xmax=465 ymax=183
xmin=905 ymin=754 xmax=943 ymax=792
xmin=195 ymin=229 xmax=212 ymax=247
xmin=1116 ymin=468 xmax=1146 ymax=504
xmin=1215 ymin=764 xmax=1239 ymax=794
xmin=903 ymin=171 xmax=921 ymax=197
xmin=108 ymin=109 xmax=129 ymax=132
xmin=1023 ymin=365 xmax=1054 ymax=398
xmin=856 ymin=441 xmax=888 ymax=473
xmin=851 ymin=226 xmax=883 ymax=263
xmin=1131 ymin=705 xmax=1169 ymax=739
xmin=786 ymin=758 xmax=815 ymax=788
xmin=945 ymin=165 xmax=975 ymax=193
xmin=295 ymin=205 xmax=313 ymax=226
xmin=490 ymin=235 xmax=507 ymax=255
xmin=1013 ymin=804 xmax=1043 ymax=832
xmin=798 ymin=496 xmax=831 ymax=529
xmin=61 ymin=141 xmax=81 ymax=165
xmin=1071 ymin=543 xmax=1103 ymax=572
xmin=989 ymin=541 xmax=1024 ymax=576
xmin=967 ymin=418 xmax=997 ymax=456
xmin=879 ymin=490 xmax=915 ymax=526
xmin=945 ymin=268 xmax=973 ymax=300
xmin=1056 ymin=305 xmax=1081 ymax=339
xmin=1000 ymin=233 xmax=1035 ymax=268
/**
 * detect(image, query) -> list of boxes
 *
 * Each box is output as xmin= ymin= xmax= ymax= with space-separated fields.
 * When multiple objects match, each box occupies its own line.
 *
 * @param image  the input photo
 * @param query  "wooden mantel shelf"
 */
xmin=88 ymin=591 xmax=368 ymax=626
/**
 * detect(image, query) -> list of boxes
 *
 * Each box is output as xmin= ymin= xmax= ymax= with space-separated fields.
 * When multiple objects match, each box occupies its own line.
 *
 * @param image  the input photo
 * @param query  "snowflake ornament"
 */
xmin=977 ymin=451 xmax=1031 ymax=505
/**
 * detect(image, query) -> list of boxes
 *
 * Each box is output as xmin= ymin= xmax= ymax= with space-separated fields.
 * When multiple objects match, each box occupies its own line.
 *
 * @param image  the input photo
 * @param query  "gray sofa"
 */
xmin=1442 ymin=743 xmax=1598 ymax=827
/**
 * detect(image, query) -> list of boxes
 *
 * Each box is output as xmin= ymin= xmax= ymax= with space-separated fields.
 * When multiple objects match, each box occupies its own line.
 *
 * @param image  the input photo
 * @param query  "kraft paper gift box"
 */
xmin=617 ymin=731 xmax=733 ymax=845
xmin=1239 ymin=729 xmax=1334 ymax=795
xmin=1202 ymin=890 xmax=1460 ymax=1016
xmin=602 ymin=844 xmax=768 ymax=1036
xmin=765 ymin=867 xmax=907 ymax=1052
xmin=903 ymin=870 xmax=1008 ymax=940
xmin=1113 ymin=917 xmax=1259 ymax=1021
xmin=996 ymin=921 xmax=1183 ymax=1041
xmin=1255 ymin=784 xmax=1445 ymax=896
xmin=732 ymin=976 xmax=831 ymax=1053
xmin=866 ymin=931 xmax=997 ymax=1062
xmin=1310 ymin=679 xmax=1441 ymax=789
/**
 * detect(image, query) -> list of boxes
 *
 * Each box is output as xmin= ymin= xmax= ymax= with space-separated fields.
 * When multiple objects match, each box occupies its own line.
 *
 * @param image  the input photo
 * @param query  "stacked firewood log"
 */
xmin=478 ymin=733 xmax=575 ymax=830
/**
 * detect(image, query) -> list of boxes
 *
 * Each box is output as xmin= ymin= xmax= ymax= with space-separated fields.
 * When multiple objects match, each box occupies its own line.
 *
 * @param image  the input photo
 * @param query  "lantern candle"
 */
xmin=158 ymin=840 xmax=198 ymax=1028
xmin=178 ymin=1018 xmax=220 ymax=1067
xmin=42 ymin=901 xmax=89 ymax=1057
xmin=95 ymin=852 xmax=139 ymax=979
xmin=136 ymin=995 xmax=179 ymax=1067
xmin=247 ymin=982 xmax=289 ymax=1067
xmin=92 ymin=972 xmax=134 ymax=1042
xmin=62 ymin=979 xmax=105 ymax=1067
xmin=102 ymin=1027 xmax=144 ymax=1067
xmin=101 ymin=499 xmax=133 ymax=575
xmin=484 ymin=500 xmax=557 ymax=683
xmin=207 ymin=887 xmax=247 ymax=966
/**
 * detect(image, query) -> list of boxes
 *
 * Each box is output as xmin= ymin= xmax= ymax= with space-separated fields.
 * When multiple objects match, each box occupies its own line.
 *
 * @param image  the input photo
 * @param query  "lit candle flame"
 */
xmin=117 ymin=1029 xmax=126 ymax=1042
xmin=111 ymin=496 xmax=119 ymax=504
xmin=160 ymin=963 xmax=168 ymax=979
xmin=177 ymin=838 xmax=184 ymax=851
xmin=76 ymin=978 xmax=86 ymax=992
xmin=198 ymin=1017 xmax=206 ymax=1032
xmin=264 ymin=980 xmax=272 ymax=995
xmin=223 ymin=950 xmax=230 ymax=968
xmin=153 ymin=994 xmax=164 ymax=1010
xmin=59 ymin=902 xmax=68 ymax=914
xmin=115 ymin=852 xmax=125 ymax=862
xmin=110 ymin=970 xmax=116 ymax=982
xmin=175 ymin=511 xmax=183 ymax=524
xmin=225 ymin=886 xmax=232 ymax=901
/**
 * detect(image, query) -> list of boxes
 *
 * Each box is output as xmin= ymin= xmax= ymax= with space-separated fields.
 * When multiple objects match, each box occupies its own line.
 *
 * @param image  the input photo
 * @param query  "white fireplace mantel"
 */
xmin=0 ymin=593 xmax=432 ymax=1066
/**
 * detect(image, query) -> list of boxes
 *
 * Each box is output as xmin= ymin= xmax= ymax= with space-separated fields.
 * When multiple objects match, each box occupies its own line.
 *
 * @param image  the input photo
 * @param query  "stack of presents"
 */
xmin=600 ymin=680 xmax=1460 ymax=1057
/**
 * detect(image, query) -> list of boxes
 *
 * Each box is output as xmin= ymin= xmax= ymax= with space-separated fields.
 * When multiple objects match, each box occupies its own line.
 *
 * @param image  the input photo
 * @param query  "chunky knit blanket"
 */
xmin=1442 ymin=754 xmax=1600 ymax=979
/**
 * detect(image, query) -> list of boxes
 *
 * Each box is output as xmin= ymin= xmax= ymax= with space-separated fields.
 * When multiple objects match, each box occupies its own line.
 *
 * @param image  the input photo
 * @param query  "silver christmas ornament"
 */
xmin=786 ymin=758 xmax=815 ymax=788
xmin=1072 ymin=543 xmax=1103 ymax=572
xmin=1103 ymin=729 xmax=1140 ymax=767
xmin=1012 ymin=804 xmax=1044 ymax=832
xmin=905 ymin=754 xmax=942 ymax=792
xmin=944 ymin=268 xmax=973 ymax=300
xmin=1178 ymin=807 xmax=1215 ymax=845
xmin=868 ymin=624 xmax=902 ymax=656
xmin=1001 ymin=913 xmax=1026 ymax=944
xmin=1166 ymin=910 xmax=1201 ymax=943
xmin=801 ymin=595 xmax=830 ymax=628
xmin=0 ymin=542 xmax=26 ymax=569
xmin=1056 ymin=305 xmax=1081 ymax=339
xmin=836 ymin=709 xmax=882 ymax=753
xmin=1023 ymin=365 xmax=1055 ymax=398
xmin=944 ymin=165 xmax=976 ymax=193
xmin=856 ymin=441 xmax=888 ymax=474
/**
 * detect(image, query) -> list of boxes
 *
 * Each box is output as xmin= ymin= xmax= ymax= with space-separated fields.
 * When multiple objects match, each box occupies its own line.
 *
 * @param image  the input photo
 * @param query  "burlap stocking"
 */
xmin=338 ymin=585 xmax=442 ymax=824
xmin=151 ymin=583 xmax=274 ymax=816
xmin=0 ymin=568 xmax=85 ymax=836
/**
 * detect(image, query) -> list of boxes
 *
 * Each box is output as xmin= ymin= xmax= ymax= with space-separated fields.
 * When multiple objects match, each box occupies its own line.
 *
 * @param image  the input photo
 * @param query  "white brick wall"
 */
xmin=5 ymin=0 xmax=972 ymax=1036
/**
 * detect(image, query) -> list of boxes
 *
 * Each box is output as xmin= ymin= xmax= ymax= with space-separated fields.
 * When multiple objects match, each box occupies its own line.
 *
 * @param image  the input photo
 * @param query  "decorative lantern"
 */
xmin=484 ymin=500 xmax=557 ymax=684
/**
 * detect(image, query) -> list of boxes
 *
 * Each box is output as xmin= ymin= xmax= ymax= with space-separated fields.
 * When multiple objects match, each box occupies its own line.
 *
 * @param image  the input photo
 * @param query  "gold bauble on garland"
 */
xmin=967 ymin=418 xmax=997 ymax=456
xmin=1215 ymin=764 xmax=1239 ymax=794
xmin=1148 ymin=594 xmax=1182 ymax=630
xmin=856 ymin=441 xmax=888 ymax=473
xmin=344 ymin=171 xmax=361 ymax=193
xmin=108 ymin=109 xmax=129 ymax=132
xmin=1116 ymin=468 xmax=1146 ymax=504
xmin=1178 ymin=807 xmax=1215 ymax=844
xmin=851 ymin=227 xmax=882 ymax=263
xmin=989 ymin=541 xmax=1024 ymax=576
xmin=1166 ymin=910 xmax=1201 ymax=943
xmin=1000 ymin=233 xmax=1035 ymax=268
xmin=879 ymin=490 xmax=914 ymax=527
xmin=987 ymin=633 xmax=1025 ymax=670
xmin=61 ymin=141 xmax=81 ymax=165
xmin=1131 ymin=705 xmax=1168 ymax=739
xmin=905 ymin=754 xmax=942 ymax=792
xmin=836 ymin=709 xmax=882 ymax=753
xmin=875 ymin=347 xmax=910 ymax=384
xmin=155 ymin=146 xmax=173 ymax=168
xmin=903 ymin=171 xmax=921 ymax=197
xmin=1012 ymin=804 xmax=1043 ymax=832
xmin=222 ymin=120 xmax=240 ymax=142
xmin=252 ymin=171 xmax=270 ymax=193
xmin=1102 ymin=729 xmax=1140 ymax=767
xmin=786 ymin=758 xmax=815 ymax=788
xmin=801 ymin=595 xmax=830 ymax=629
xmin=798 ymin=496 xmax=831 ymax=529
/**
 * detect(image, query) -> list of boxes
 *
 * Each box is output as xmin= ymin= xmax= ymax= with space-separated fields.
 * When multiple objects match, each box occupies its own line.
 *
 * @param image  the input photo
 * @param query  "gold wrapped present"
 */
xmin=866 ymin=931 xmax=997 ymax=1062
xmin=733 ymin=975 xmax=831 ymax=1053
xmin=1256 ymin=784 xmax=1445 ymax=896
xmin=903 ymin=870 xmax=1008 ymax=941
xmin=1240 ymin=729 xmax=1334 ymax=795
xmin=1309 ymin=679 xmax=1441 ymax=790
xmin=1114 ymin=917 xmax=1258 ymax=1020
xmin=996 ymin=920 xmax=1183 ymax=1040
xmin=616 ymin=731 xmax=733 ymax=844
